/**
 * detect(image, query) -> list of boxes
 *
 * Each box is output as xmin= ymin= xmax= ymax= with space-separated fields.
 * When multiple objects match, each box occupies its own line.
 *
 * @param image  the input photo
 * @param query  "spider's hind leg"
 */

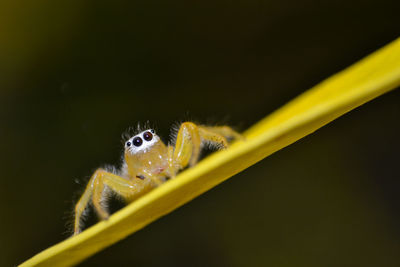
xmin=200 ymin=125 xmax=244 ymax=141
xmin=170 ymin=122 xmax=242 ymax=175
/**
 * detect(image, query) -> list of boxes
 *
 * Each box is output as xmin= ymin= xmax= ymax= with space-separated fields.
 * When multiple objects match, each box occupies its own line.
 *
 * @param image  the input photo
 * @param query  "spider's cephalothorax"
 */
xmin=123 ymin=129 xmax=170 ymax=181
xmin=73 ymin=122 xmax=242 ymax=235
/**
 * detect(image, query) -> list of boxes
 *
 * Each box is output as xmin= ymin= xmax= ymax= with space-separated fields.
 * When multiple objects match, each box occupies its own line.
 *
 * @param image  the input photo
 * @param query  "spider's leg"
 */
xmin=92 ymin=175 xmax=108 ymax=220
xmin=170 ymin=122 xmax=242 ymax=175
xmin=74 ymin=169 xmax=145 ymax=235
xmin=74 ymin=180 xmax=94 ymax=235
xmin=173 ymin=122 xmax=202 ymax=169
xmin=199 ymin=125 xmax=244 ymax=141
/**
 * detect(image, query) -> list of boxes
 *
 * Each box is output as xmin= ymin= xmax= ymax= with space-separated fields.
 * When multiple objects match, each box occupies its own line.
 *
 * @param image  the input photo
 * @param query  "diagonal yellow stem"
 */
xmin=20 ymin=37 xmax=400 ymax=267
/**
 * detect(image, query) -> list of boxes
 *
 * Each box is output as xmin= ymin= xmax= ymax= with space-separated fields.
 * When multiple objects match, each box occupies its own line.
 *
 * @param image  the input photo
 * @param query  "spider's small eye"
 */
xmin=132 ymin=137 xmax=143 ymax=147
xmin=126 ymin=141 xmax=132 ymax=147
xmin=143 ymin=131 xmax=153 ymax=141
xmin=150 ymin=129 xmax=155 ymax=134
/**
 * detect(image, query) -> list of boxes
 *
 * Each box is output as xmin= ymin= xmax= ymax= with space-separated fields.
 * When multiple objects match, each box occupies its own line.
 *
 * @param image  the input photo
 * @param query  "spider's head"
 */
xmin=124 ymin=129 xmax=161 ymax=155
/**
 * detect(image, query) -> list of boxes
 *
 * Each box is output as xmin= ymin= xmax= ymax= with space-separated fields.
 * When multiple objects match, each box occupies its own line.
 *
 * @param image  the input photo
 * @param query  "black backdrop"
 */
xmin=1 ymin=1 xmax=400 ymax=266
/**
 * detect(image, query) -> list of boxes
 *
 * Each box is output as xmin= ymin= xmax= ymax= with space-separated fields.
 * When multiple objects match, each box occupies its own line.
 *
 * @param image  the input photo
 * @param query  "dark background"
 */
xmin=1 ymin=1 xmax=400 ymax=266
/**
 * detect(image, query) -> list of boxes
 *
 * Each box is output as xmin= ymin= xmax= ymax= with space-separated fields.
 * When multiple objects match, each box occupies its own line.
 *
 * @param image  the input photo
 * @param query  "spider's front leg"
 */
xmin=169 ymin=122 xmax=242 ymax=175
xmin=73 ymin=169 xmax=146 ymax=235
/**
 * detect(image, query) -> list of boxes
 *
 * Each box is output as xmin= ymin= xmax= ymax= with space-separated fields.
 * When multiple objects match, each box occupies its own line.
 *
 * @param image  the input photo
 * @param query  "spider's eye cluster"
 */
xmin=126 ymin=129 xmax=155 ymax=149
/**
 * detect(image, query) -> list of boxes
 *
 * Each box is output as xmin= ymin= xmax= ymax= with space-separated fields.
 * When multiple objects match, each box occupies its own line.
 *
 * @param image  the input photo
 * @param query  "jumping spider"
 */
xmin=73 ymin=122 xmax=242 ymax=235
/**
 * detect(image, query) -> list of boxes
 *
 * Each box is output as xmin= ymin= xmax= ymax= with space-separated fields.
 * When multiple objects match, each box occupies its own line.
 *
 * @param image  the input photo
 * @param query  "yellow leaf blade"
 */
xmin=20 ymin=37 xmax=400 ymax=267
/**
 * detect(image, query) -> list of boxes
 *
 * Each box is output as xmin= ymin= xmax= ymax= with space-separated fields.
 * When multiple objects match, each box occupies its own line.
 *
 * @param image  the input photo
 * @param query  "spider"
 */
xmin=73 ymin=121 xmax=242 ymax=235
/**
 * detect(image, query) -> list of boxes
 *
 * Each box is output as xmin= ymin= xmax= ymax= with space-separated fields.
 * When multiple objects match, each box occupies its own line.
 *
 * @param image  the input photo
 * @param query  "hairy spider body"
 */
xmin=73 ymin=122 xmax=241 ymax=235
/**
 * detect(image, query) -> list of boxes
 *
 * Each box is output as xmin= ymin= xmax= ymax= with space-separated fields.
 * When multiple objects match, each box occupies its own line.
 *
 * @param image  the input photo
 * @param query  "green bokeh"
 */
xmin=1 ymin=1 xmax=400 ymax=266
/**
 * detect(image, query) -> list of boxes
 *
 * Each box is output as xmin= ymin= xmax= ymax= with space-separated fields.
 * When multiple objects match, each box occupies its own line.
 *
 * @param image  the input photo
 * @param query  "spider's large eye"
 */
xmin=126 ymin=141 xmax=132 ymax=147
xmin=132 ymin=137 xmax=143 ymax=147
xmin=143 ymin=131 xmax=153 ymax=141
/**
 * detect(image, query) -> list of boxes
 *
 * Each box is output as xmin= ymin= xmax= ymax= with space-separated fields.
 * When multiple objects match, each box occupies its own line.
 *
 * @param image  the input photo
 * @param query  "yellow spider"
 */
xmin=73 ymin=122 xmax=242 ymax=235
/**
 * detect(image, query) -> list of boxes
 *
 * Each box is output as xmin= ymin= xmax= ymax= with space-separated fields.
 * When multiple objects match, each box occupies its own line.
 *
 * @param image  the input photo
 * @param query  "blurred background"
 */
xmin=1 ymin=0 xmax=400 ymax=266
